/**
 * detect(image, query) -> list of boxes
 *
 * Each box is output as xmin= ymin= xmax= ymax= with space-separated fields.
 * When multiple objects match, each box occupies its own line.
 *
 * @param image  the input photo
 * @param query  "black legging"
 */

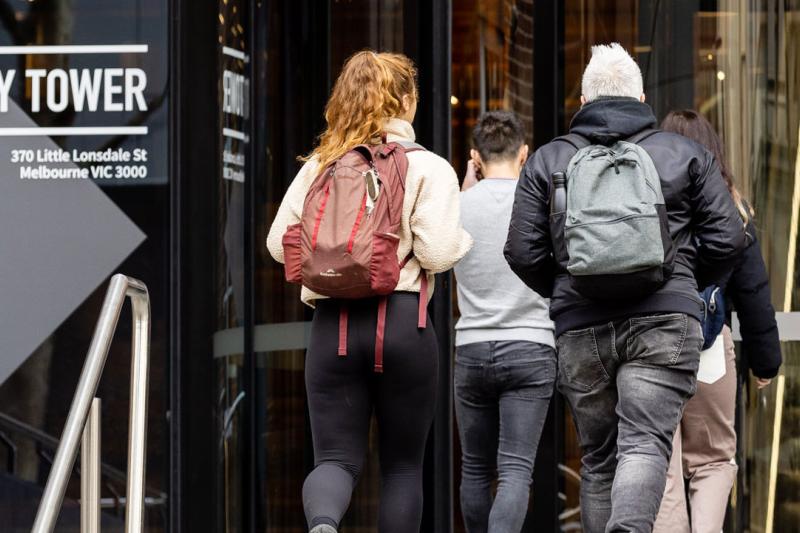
xmin=303 ymin=292 xmax=439 ymax=532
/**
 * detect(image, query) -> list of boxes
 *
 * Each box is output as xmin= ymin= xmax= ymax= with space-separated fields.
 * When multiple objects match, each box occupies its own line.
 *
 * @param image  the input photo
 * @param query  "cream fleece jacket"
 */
xmin=267 ymin=118 xmax=473 ymax=307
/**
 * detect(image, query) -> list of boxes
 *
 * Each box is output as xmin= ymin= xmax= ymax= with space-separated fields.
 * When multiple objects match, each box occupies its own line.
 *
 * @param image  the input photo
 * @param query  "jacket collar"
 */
xmin=384 ymin=118 xmax=416 ymax=142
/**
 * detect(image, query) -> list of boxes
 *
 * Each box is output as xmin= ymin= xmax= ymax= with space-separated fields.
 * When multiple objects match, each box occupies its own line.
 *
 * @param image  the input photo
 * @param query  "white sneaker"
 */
xmin=310 ymin=525 xmax=337 ymax=533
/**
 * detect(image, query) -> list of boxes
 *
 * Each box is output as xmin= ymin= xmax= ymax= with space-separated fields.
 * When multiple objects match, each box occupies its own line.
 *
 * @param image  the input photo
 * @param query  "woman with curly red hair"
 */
xmin=267 ymin=51 xmax=471 ymax=533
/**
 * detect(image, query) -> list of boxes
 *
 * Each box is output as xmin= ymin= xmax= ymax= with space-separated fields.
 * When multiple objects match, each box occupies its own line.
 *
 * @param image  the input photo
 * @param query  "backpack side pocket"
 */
xmin=370 ymin=231 xmax=401 ymax=295
xmin=282 ymin=223 xmax=303 ymax=284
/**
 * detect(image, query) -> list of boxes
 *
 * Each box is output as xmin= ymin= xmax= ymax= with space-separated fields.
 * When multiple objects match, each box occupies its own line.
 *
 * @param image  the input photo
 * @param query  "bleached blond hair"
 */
xmin=581 ymin=43 xmax=644 ymax=102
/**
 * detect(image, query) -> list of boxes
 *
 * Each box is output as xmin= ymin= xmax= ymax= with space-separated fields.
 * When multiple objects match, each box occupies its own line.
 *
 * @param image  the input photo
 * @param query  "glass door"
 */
xmin=214 ymin=0 xmax=250 ymax=531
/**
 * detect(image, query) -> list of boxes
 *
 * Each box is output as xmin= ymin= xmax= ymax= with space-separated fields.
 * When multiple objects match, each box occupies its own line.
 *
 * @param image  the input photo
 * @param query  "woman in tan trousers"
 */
xmin=653 ymin=110 xmax=782 ymax=533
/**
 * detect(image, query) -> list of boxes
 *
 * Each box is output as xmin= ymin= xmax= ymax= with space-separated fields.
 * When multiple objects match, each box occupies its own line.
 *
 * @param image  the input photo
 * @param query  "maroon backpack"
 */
xmin=282 ymin=140 xmax=428 ymax=372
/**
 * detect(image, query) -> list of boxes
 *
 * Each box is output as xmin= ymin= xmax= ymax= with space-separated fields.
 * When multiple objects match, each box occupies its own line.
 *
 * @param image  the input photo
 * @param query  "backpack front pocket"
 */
xmin=282 ymin=223 xmax=303 ymax=284
xmin=566 ymin=212 xmax=664 ymax=276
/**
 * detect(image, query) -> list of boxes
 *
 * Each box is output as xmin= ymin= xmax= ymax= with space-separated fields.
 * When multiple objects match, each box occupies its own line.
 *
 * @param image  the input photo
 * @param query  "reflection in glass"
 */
xmin=452 ymin=0 xmax=535 ymax=181
xmin=710 ymin=5 xmax=800 ymax=532
xmin=330 ymin=0 xmax=404 ymax=72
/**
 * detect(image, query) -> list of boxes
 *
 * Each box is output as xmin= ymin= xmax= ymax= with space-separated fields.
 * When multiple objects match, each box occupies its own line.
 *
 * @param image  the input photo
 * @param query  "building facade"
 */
xmin=0 ymin=1 xmax=797 ymax=532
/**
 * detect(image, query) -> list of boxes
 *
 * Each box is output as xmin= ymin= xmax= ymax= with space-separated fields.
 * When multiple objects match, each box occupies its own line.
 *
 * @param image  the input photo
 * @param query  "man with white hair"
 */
xmin=505 ymin=43 xmax=744 ymax=532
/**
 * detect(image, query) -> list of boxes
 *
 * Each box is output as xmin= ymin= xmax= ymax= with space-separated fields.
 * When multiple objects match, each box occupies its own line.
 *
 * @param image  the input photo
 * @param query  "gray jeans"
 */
xmin=557 ymin=313 xmax=702 ymax=533
xmin=454 ymin=340 xmax=556 ymax=533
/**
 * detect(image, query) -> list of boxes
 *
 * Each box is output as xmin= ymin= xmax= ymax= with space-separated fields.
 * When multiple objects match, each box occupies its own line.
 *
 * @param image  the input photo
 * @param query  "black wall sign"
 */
xmin=0 ymin=2 xmax=168 ymax=185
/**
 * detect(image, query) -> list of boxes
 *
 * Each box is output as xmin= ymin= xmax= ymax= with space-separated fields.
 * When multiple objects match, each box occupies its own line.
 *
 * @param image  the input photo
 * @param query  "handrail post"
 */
xmin=81 ymin=398 xmax=101 ymax=533
xmin=30 ymin=274 xmax=150 ymax=533
xmin=124 ymin=280 xmax=150 ymax=533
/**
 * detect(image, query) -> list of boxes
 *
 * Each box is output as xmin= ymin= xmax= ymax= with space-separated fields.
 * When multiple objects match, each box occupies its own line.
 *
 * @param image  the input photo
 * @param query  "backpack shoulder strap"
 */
xmin=626 ymin=128 xmax=659 ymax=145
xmin=550 ymin=133 xmax=589 ymax=193
xmin=553 ymin=133 xmax=591 ymax=151
xmin=377 ymin=141 xmax=425 ymax=193
xmin=374 ymin=141 xmax=426 ymax=161
xmin=351 ymin=144 xmax=377 ymax=164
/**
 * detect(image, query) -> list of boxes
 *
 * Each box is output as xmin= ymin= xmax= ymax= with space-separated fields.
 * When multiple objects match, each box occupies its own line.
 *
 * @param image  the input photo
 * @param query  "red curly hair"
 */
xmin=303 ymin=50 xmax=418 ymax=170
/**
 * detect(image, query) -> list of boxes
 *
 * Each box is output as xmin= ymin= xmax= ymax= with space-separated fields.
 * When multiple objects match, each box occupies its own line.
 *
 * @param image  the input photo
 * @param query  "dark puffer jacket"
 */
xmin=504 ymin=97 xmax=745 ymax=336
xmin=727 ymin=221 xmax=782 ymax=378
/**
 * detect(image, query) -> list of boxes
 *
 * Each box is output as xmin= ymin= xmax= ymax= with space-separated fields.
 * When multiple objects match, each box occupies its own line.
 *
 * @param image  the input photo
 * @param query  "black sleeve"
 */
xmin=690 ymin=151 xmax=746 ymax=287
xmin=504 ymin=148 xmax=556 ymax=297
xmin=728 ymin=224 xmax=782 ymax=379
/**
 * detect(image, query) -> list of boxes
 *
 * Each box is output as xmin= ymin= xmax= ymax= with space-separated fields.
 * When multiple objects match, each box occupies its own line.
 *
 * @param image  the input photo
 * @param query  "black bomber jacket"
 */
xmin=504 ymin=98 xmax=746 ymax=336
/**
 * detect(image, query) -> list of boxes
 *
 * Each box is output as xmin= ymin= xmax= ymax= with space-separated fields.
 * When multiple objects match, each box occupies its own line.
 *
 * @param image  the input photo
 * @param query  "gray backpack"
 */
xmin=552 ymin=130 xmax=674 ymax=300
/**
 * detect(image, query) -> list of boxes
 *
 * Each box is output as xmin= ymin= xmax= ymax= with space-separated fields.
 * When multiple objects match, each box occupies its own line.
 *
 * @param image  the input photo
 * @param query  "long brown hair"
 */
xmin=302 ymin=50 xmax=418 ymax=170
xmin=661 ymin=109 xmax=752 ymax=224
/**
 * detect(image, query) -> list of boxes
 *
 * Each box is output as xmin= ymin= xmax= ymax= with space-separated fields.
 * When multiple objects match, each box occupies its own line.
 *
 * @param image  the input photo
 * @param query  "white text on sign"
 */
xmin=0 ymin=68 xmax=148 ymax=113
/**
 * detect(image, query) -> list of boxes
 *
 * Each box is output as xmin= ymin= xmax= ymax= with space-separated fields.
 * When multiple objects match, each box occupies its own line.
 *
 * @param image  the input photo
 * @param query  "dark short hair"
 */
xmin=472 ymin=110 xmax=525 ymax=163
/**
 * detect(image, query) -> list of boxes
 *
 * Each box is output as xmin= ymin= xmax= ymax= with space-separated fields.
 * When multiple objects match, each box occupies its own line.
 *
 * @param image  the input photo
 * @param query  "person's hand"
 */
xmin=462 ymin=159 xmax=480 ymax=191
xmin=756 ymin=377 xmax=772 ymax=389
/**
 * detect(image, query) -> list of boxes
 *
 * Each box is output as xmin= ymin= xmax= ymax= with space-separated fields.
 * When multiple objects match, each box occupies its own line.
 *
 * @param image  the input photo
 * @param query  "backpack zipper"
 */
xmin=566 ymin=212 xmax=658 ymax=229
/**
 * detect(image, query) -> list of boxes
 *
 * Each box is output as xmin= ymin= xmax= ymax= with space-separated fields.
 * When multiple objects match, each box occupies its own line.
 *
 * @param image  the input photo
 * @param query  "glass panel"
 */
xmin=715 ymin=4 xmax=800 ymax=531
xmin=0 ymin=1 xmax=169 ymax=531
xmin=254 ymin=1 xmax=406 ymax=531
xmin=452 ymin=0 xmax=535 ymax=183
xmin=215 ymin=0 xmax=250 ymax=531
xmin=253 ymin=2 xmax=325 ymax=531
xmin=745 ymin=342 xmax=800 ymax=533
xmin=330 ymin=0 xmax=404 ymax=72
xmin=562 ymin=2 xmax=800 ymax=531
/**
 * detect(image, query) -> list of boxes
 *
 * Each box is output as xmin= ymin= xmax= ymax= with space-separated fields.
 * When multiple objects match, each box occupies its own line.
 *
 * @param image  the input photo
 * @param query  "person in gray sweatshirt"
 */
xmin=454 ymin=110 xmax=556 ymax=533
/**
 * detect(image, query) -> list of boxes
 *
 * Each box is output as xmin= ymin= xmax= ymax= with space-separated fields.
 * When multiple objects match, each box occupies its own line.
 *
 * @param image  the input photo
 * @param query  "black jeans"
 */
xmin=557 ymin=313 xmax=702 ymax=533
xmin=454 ymin=340 xmax=556 ymax=533
xmin=303 ymin=293 xmax=438 ymax=533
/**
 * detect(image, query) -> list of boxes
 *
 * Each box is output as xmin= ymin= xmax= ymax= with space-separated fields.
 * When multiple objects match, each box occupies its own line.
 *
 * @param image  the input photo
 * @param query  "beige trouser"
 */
xmin=653 ymin=325 xmax=738 ymax=533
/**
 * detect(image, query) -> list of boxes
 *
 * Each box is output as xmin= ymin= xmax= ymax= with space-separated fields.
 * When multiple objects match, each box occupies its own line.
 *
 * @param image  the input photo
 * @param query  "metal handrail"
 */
xmin=0 ymin=410 xmax=166 ymax=507
xmin=0 ymin=411 xmax=123 ymax=488
xmin=31 ymin=274 xmax=151 ymax=533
